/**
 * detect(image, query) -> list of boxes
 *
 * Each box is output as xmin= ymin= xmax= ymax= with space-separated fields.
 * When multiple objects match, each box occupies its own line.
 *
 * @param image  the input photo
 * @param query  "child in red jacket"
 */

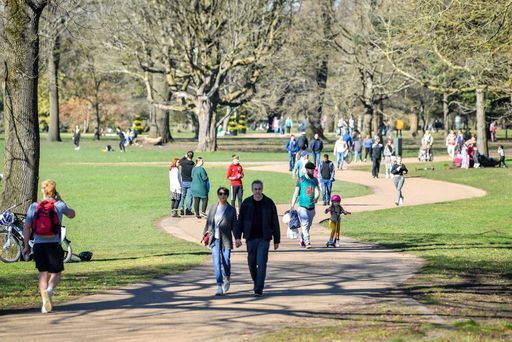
xmin=226 ymin=155 xmax=244 ymax=210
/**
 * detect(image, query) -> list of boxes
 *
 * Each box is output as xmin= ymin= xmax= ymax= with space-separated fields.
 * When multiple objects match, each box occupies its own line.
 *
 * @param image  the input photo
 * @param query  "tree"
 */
xmin=1 ymin=0 xmax=48 ymax=211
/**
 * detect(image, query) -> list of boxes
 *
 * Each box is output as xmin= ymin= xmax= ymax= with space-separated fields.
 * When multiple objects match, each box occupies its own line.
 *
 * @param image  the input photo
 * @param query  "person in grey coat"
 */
xmin=203 ymin=186 xmax=238 ymax=296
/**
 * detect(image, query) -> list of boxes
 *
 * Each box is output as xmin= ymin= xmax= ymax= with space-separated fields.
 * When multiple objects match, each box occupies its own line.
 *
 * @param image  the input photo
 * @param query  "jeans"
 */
xmin=354 ymin=150 xmax=362 ymax=162
xmin=298 ymin=206 xmax=315 ymax=244
xmin=447 ymin=145 xmax=455 ymax=160
xmin=393 ymin=175 xmax=405 ymax=203
xmin=320 ymin=179 xmax=333 ymax=204
xmin=211 ymin=239 xmax=231 ymax=285
xmin=288 ymin=153 xmax=296 ymax=171
xmin=179 ymin=181 xmax=193 ymax=211
xmin=312 ymin=152 xmax=321 ymax=166
xmin=246 ymin=238 xmax=270 ymax=292
xmin=384 ymin=156 xmax=392 ymax=177
xmin=364 ymin=147 xmax=372 ymax=161
xmin=336 ymin=151 xmax=345 ymax=169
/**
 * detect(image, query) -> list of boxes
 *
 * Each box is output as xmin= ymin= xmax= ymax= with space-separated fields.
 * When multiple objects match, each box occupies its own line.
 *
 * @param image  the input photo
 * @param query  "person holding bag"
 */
xmin=202 ymin=187 xmax=237 ymax=296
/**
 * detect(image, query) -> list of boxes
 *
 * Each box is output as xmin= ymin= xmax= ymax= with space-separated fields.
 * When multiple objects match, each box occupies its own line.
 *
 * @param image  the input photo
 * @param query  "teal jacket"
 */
xmin=191 ymin=166 xmax=209 ymax=198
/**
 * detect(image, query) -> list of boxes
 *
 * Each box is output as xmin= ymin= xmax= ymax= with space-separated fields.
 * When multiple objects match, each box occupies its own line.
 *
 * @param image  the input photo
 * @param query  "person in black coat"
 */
xmin=390 ymin=156 xmax=408 ymax=205
xmin=371 ymin=136 xmax=383 ymax=178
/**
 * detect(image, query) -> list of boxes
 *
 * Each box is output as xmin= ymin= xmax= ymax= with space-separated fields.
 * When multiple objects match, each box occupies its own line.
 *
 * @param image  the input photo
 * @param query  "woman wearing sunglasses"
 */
xmin=202 ymin=187 xmax=237 ymax=296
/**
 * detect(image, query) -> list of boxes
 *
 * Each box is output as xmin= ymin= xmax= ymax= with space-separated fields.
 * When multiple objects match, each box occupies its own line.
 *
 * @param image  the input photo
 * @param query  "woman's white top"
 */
xmin=169 ymin=168 xmax=182 ymax=193
xmin=214 ymin=203 xmax=227 ymax=239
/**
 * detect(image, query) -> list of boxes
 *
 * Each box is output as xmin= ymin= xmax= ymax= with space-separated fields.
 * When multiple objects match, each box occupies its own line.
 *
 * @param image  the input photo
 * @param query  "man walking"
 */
xmin=179 ymin=151 xmax=195 ymax=215
xmin=318 ymin=154 xmax=335 ymax=206
xmin=22 ymin=179 xmax=76 ymax=313
xmin=371 ymin=136 xmax=383 ymax=178
xmin=226 ymin=155 xmax=244 ymax=210
xmin=235 ymin=180 xmax=280 ymax=297
xmin=309 ymin=133 xmax=324 ymax=166
xmin=285 ymin=135 xmax=299 ymax=171
xmin=291 ymin=161 xmax=320 ymax=249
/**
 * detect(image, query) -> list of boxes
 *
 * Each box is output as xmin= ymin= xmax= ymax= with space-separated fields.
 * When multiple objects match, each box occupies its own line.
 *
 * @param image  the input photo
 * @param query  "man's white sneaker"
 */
xmin=222 ymin=281 xmax=230 ymax=294
xmin=215 ymin=285 xmax=224 ymax=296
xmin=41 ymin=290 xmax=52 ymax=313
xmin=305 ymin=243 xmax=312 ymax=249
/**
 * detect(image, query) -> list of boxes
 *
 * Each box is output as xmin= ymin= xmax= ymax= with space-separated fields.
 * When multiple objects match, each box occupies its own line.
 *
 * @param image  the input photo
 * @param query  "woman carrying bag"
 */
xmin=202 ymin=187 xmax=237 ymax=296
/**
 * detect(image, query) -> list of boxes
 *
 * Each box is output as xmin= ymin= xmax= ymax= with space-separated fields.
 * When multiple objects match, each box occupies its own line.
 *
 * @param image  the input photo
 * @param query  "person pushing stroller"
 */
xmin=325 ymin=194 xmax=351 ymax=248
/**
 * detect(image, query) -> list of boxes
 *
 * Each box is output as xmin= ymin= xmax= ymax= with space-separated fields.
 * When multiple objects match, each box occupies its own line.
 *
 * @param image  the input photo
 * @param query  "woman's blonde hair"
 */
xmin=41 ymin=179 xmax=57 ymax=198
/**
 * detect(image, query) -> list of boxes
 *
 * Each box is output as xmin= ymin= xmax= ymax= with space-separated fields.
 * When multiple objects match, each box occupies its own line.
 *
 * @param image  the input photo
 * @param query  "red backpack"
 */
xmin=32 ymin=200 xmax=61 ymax=236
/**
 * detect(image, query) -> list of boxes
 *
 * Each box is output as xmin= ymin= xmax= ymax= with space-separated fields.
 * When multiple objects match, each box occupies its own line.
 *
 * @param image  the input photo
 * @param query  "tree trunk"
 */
xmin=362 ymin=112 xmax=373 ymax=138
xmin=475 ymin=88 xmax=488 ymax=155
xmin=196 ymin=97 xmax=217 ymax=152
xmin=47 ymin=34 xmax=61 ymax=142
xmin=93 ymin=101 xmax=101 ymax=140
xmin=1 ymin=1 xmax=47 ymax=211
xmin=443 ymin=91 xmax=449 ymax=136
xmin=145 ymin=72 xmax=158 ymax=138
xmin=409 ymin=112 xmax=418 ymax=137
xmin=154 ymin=73 xmax=172 ymax=143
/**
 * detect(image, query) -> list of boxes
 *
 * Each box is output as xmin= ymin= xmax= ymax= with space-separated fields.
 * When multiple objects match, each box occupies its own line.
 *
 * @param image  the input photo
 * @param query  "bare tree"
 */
xmin=1 ymin=0 xmax=48 ymax=211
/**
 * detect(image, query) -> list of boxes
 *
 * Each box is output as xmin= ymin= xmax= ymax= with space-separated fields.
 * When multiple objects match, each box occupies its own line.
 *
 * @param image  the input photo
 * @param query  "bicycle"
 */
xmin=0 ymin=204 xmax=73 ymax=263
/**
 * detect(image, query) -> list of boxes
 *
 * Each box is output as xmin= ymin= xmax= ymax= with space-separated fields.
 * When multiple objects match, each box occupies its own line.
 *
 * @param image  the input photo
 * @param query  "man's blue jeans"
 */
xmin=211 ymin=239 xmax=231 ymax=285
xmin=320 ymin=179 xmax=333 ymax=203
xmin=313 ymin=152 xmax=321 ymax=166
xmin=179 ymin=181 xmax=193 ymax=211
xmin=288 ymin=153 xmax=296 ymax=171
xmin=246 ymin=238 xmax=270 ymax=292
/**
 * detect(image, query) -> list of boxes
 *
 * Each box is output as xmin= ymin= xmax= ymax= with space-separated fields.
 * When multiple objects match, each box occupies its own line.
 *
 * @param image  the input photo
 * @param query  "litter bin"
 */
xmin=394 ymin=136 xmax=403 ymax=156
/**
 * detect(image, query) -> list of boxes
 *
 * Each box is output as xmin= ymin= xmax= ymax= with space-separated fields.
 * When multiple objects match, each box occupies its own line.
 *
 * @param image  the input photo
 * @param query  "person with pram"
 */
xmin=418 ymin=131 xmax=434 ymax=161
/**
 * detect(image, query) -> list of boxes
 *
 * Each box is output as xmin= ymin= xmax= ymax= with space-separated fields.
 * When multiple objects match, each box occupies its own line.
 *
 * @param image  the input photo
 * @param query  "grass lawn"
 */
xmin=0 ymin=136 xmax=367 ymax=310
xmin=260 ymin=162 xmax=512 ymax=341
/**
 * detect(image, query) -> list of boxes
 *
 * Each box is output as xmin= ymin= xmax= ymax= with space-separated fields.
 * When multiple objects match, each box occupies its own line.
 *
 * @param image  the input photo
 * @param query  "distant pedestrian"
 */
xmin=191 ymin=157 xmax=209 ymax=218
xmin=285 ymin=135 xmax=299 ymax=171
xmin=318 ymin=154 xmax=335 ymax=206
xmin=309 ymin=133 xmax=324 ymax=166
xmin=353 ymin=134 xmax=363 ymax=162
xmin=117 ymin=127 xmax=126 ymax=152
xmin=169 ymin=158 xmax=182 ymax=217
xmin=490 ymin=121 xmax=497 ymax=142
xmin=203 ymin=186 xmax=237 ymax=296
xmin=390 ymin=156 xmax=408 ymax=206
xmin=72 ymin=126 xmax=81 ymax=151
xmin=291 ymin=161 xmax=320 ymax=249
xmin=371 ymin=136 xmax=383 ymax=178
xmin=22 ymin=179 xmax=76 ymax=314
xmin=324 ymin=194 xmax=351 ymax=248
xmin=498 ymin=145 xmax=507 ymax=168
xmin=333 ymin=136 xmax=348 ymax=170
xmin=363 ymin=135 xmax=373 ymax=162
xmin=234 ymin=180 xmax=280 ymax=297
xmin=383 ymin=138 xmax=394 ymax=179
xmin=179 ymin=151 xmax=195 ymax=216
xmin=297 ymin=131 xmax=308 ymax=151
xmin=293 ymin=151 xmax=310 ymax=179
xmin=446 ymin=130 xmax=457 ymax=160
xmin=285 ymin=116 xmax=293 ymax=134
xmin=226 ymin=155 xmax=244 ymax=210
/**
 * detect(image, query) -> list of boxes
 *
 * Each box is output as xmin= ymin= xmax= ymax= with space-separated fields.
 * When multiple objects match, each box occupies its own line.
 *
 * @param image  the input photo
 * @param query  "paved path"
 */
xmin=0 ymin=163 xmax=485 ymax=342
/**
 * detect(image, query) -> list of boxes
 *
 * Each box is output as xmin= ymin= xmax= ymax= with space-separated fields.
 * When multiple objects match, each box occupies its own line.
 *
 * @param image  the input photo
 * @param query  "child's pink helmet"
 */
xmin=331 ymin=194 xmax=341 ymax=202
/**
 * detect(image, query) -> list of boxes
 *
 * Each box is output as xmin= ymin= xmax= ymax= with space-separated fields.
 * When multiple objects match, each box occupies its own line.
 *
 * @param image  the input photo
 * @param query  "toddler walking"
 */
xmin=325 ymin=194 xmax=351 ymax=247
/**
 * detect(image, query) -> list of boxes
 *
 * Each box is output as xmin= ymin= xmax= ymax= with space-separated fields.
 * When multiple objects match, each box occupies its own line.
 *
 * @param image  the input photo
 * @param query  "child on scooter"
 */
xmin=325 ymin=194 xmax=351 ymax=247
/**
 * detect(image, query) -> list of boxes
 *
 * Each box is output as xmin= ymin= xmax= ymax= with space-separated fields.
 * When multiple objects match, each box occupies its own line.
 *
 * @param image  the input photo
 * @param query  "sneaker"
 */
xmin=222 ymin=280 xmax=230 ymax=294
xmin=299 ymin=240 xmax=306 ymax=247
xmin=305 ymin=242 xmax=312 ymax=249
xmin=326 ymin=240 xmax=333 ymax=247
xmin=185 ymin=209 xmax=194 ymax=216
xmin=200 ymin=212 xmax=208 ymax=218
xmin=399 ymin=198 xmax=404 ymax=206
xmin=41 ymin=290 xmax=52 ymax=314
xmin=196 ymin=215 xmax=202 ymax=219
xmin=215 ymin=285 xmax=224 ymax=296
xmin=335 ymin=241 xmax=340 ymax=248
xmin=254 ymin=290 xmax=263 ymax=297
xmin=180 ymin=209 xmax=185 ymax=216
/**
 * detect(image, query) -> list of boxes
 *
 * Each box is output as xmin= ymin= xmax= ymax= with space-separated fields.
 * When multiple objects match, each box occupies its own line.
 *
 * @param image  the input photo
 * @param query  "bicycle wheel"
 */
xmin=0 ymin=231 xmax=21 ymax=263
xmin=345 ymin=151 xmax=354 ymax=164
xmin=62 ymin=239 xmax=73 ymax=263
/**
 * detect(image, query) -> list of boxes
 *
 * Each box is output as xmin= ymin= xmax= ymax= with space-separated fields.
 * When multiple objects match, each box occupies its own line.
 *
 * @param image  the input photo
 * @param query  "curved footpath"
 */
xmin=0 ymin=161 xmax=486 ymax=341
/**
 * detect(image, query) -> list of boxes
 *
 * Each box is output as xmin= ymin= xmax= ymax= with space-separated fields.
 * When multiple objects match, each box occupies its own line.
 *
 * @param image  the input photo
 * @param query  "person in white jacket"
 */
xmin=333 ymin=136 xmax=348 ymax=170
xmin=169 ymin=158 xmax=183 ymax=217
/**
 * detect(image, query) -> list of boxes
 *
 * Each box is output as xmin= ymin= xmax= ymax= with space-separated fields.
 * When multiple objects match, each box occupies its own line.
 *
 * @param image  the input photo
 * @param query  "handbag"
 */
xmin=201 ymin=232 xmax=211 ymax=246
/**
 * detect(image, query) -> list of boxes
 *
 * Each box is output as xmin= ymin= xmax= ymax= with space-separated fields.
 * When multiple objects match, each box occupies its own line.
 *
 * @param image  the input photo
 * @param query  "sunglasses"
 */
xmin=218 ymin=192 xmax=228 ymax=196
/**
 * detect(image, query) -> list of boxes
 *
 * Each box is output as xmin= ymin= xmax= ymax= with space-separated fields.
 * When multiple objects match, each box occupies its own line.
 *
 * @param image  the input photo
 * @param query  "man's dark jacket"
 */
xmin=234 ymin=194 xmax=280 ymax=244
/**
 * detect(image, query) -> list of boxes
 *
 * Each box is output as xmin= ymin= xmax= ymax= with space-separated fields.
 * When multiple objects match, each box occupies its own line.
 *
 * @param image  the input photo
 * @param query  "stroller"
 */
xmin=418 ymin=144 xmax=433 ymax=161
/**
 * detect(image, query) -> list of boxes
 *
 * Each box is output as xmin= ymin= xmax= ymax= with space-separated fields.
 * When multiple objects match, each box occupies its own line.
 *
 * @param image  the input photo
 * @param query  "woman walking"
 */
xmin=202 ymin=187 xmax=237 ymax=296
xmin=168 ymin=158 xmax=182 ymax=217
xmin=191 ymin=157 xmax=210 ymax=218
xmin=390 ymin=156 xmax=408 ymax=206
xmin=383 ymin=137 xmax=394 ymax=178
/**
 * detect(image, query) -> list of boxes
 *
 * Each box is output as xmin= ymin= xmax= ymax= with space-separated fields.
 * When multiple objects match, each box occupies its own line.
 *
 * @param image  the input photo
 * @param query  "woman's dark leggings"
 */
xmin=364 ymin=147 xmax=372 ymax=160
xmin=194 ymin=197 xmax=208 ymax=215
xmin=171 ymin=194 xmax=181 ymax=213
xmin=119 ymin=139 xmax=126 ymax=152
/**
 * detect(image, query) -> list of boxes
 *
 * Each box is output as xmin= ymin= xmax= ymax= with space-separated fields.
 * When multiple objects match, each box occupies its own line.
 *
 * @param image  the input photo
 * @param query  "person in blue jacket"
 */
xmin=285 ymin=135 xmax=299 ymax=171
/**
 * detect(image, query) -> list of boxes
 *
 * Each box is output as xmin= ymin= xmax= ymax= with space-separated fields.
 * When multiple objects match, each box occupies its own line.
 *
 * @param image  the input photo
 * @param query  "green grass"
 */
xmin=0 ymin=136 xmax=367 ymax=310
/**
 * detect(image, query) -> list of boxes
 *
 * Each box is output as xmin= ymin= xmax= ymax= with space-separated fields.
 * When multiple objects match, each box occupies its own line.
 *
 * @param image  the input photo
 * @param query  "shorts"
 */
xmin=33 ymin=243 xmax=64 ymax=273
